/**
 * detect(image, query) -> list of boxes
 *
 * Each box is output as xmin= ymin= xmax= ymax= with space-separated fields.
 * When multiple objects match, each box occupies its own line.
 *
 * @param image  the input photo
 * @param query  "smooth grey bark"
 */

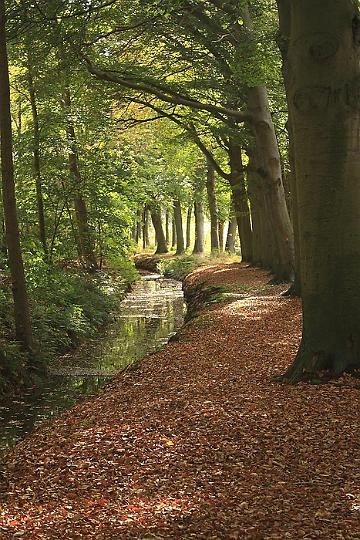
xmin=173 ymin=199 xmax=185 ymax=255
xmin=206 ymin=158 xmax=220 ymax=253
xmin=150 ymin=207 xmax=168 ymax=254
xmin=0 ymin=0 xmax=33 ymax=352
xmin=277 ymin=0 xmax=360 ymax=380
xmin=247 ymin=86 xmax=294 ymax=280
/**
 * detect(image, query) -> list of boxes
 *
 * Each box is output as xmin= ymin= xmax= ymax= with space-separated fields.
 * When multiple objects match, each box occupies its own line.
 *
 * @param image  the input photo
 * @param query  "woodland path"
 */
xmin=1 ymin=263 xmax=360 ymax=539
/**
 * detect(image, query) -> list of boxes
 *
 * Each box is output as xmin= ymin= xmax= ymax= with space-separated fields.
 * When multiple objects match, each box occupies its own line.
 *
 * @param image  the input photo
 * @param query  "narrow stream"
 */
xmin=0 ymin=275 xmax=185 ymax=455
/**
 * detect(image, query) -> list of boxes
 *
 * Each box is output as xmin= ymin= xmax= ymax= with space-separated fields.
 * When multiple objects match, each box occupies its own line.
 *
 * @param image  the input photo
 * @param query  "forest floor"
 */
xmin=1 ymin=262 xmax=360 ymax=539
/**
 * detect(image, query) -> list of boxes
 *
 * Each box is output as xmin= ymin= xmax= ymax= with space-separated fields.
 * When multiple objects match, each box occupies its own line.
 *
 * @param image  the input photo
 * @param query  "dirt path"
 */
xmin=1 ymin=263 xmax=360 ymax=539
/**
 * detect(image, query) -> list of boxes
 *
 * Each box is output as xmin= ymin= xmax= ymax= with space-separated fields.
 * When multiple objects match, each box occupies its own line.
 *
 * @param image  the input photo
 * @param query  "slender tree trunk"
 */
xmin=0 ymin=0 xmax=33 ymax=352
xmin=228 ymin=142 xmax=253 ymax=262
xmin=135 ymin=209 xmax=141 ymax=244
xmin=186 ymin=205 xmax=192 ymax=249
xmin=150 ymin=207 xmax=168 ymax=254
xmin=206 ymin=158 xmax=220 ymax=253
xmin=165 ymin=209 xmax=170 ymax=246
xmin=61 ymin=87 xmax=97 ymax=271
xmin=26 ymin=51 xmax=47 ymax=259
xmin=173 ymin=199 xmax=185 ymax=255
xmin=277 ymin=0 xmax=360 ymax=380
xmin=142 ymin=205 xmax=150 ymax=249
xmin=225 ymin=197 xmax=237 ymax=253
xmin=193 ymin=200 xmax=205 ymax=255
xmin=171 ymin=216 xmax=177 ymax=249
xmin=218 ymin=220 xmax=224 ymax=252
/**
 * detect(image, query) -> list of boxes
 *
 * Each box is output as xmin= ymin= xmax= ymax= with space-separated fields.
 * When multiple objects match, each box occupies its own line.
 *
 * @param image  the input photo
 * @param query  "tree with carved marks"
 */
xmin=277 ymin=0 xmax=360 ymax=381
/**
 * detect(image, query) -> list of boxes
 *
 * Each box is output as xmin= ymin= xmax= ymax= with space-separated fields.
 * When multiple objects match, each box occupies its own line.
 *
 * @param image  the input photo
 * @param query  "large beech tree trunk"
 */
xmin=173 ymin=199 xmax=185 ymax=255
xmin=228 ymin=142 xmax=253 ymax=262
xmin=277 ymin=0 xmax=360 ymax=381
xmin=247 ymin=86 xmax=294 ymax=280
xmin=150 ymin=207 xmax=168 ymax=254
xmin=0 ymin=0 xmax=33 ymax=352
xmin=26 ymin=52 xmax=47 ymax=259
xmin=206 ymin=159 xmax=220 ymax=253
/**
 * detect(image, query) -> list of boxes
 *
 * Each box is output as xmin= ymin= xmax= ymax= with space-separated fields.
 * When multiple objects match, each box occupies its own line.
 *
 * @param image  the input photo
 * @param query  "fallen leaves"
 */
xmin=0 ymin=263 xmax=360 ymax=538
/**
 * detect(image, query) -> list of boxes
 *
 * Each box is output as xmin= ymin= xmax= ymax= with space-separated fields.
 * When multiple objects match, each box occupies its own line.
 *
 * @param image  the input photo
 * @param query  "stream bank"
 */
xmin=0 ymin=273 xmax=184 ymax=454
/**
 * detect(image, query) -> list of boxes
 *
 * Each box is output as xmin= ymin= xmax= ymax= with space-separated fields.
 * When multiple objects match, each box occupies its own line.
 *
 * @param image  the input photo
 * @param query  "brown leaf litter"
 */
xmin=0 ymin=263 xmax=360 ymax=539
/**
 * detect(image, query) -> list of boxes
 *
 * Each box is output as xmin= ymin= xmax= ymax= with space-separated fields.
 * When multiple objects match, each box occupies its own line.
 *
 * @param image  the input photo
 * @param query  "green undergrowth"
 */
xmin=0 ymin=257 xmax=139 ymax=394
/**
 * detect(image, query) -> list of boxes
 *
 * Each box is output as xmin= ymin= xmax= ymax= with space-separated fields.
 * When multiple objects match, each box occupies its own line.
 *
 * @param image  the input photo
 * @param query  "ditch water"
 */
xmin=0 ymin=275 xmax=185 ymax=455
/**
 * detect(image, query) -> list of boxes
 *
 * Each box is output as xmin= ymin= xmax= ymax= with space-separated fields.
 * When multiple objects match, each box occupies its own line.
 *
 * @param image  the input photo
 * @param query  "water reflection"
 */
xmin=0 ymin=276 xmax=184 ymax=454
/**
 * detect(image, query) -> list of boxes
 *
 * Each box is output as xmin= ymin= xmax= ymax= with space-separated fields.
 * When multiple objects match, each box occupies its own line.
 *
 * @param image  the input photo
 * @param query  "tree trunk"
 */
xmin=171 ymin=216 xmax=177 ymax=249
xmin=225 ymin=197 xmax=237 ymax=253
xmin=247 ymin=86 xmax=294 ymax=280
xmin=61 ymin=87 xmax=97 ymax=271
xmin=150 ymin=207 xmax=168 ymax=254
xmin=0 ymin=0 xmax=33 ymax=352
xmin=228 ymin=142 xmax=253 ymax=262
xmin=173 ymin=199 xmax=185 ymax=255
xmin=277 ymin=0 xmax=360 ymax=380
xmin=193 ymin=200 xmax=205 ymax=255
xmin=206 ymin=158 xmax=220 ymax=253
xmin=218 ymin=220 xmax=224 ymax=252
xmin=142 ymin=205 xmax=150 ymax=249
xmin=186 ymin=205 xmax=192 ymax=249
xmin=165 ymin=209 xmax=170 ymax=246
xmin=26 ymin=50 xmax=47 ymax=259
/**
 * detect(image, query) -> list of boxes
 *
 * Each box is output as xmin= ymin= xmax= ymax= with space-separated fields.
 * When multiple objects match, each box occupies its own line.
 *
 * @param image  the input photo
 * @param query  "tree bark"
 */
xmin=165 ymin=209 xmax=170 ymax=246
xmin=142 ymin=205 xmax=150 ymax=249
xmin=247 ymin=86 xmax=294 ymax=280
xmin=193 ymin=200 xmax=205 ymax=255
xmin=150 ymin=207 xmax=168 ymax=254
xmin=186 ymin=205 xmax=192 ymax=249
xmin=61 ymin=87 xmax=97 ymax=271
xmin=277 ymin=0 xmax=360 ymax=380
xmin=173 ymin=199 xmax=185 ymax=255
xmin=206 ymin=158 xmax=220 ymax=253
xmin=225 ymin=197 xmax=237 ymax=253
xmin=228 ymin=142 xmax=253 ymax=262
xmin=0 ymin=0 xmax=33 ymax=352
xmin=171 ymin=216 xmax=177 ymax=249
xmin=218 ymin=220 xmax=224 ymax=252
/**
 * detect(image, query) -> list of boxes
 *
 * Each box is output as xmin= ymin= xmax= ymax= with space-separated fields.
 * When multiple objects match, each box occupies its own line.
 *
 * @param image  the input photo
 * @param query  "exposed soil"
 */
xmin=1 ymin=263 xmax=360 ymax=539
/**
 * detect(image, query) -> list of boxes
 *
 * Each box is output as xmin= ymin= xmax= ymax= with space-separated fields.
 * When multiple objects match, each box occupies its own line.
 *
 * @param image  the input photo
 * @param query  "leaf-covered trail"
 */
xmin=1 ymin=263 xmax=360 ymax=539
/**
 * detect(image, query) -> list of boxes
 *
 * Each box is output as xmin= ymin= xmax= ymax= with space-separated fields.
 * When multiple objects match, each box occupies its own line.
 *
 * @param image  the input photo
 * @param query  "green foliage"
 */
xmin=0 ymin=258 xmax=138 ymax=392
xmin=159 ymin=255 xmax=207 ymax=280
